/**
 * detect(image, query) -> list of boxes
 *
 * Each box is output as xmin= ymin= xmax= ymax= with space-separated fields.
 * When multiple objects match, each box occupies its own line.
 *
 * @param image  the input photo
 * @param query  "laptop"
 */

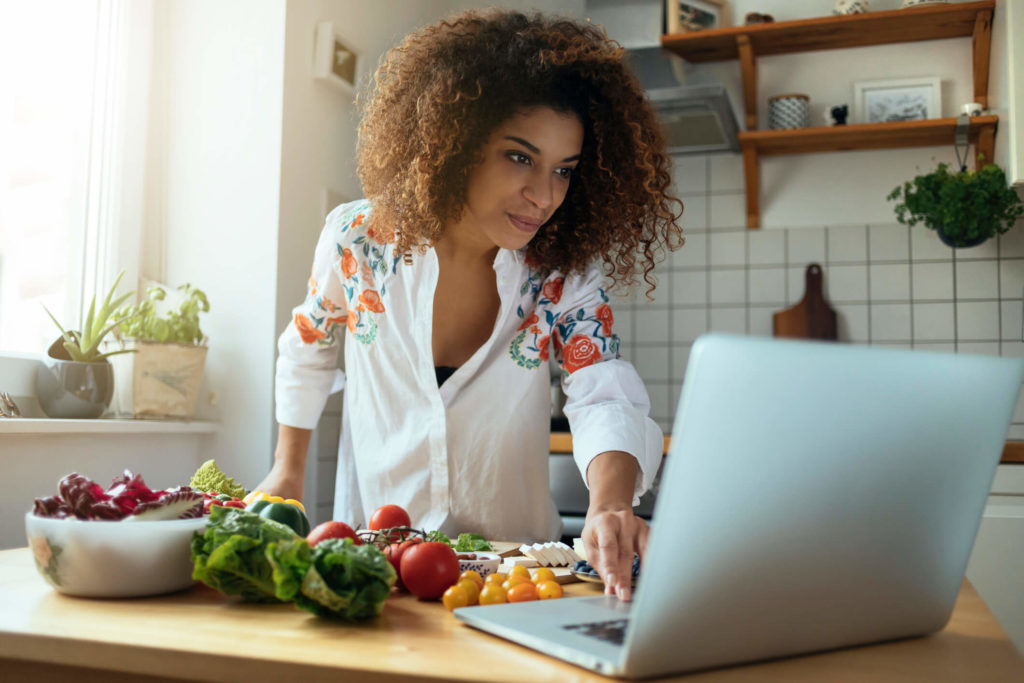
xmin=456 ymin=333 xmax=1024 ymax=678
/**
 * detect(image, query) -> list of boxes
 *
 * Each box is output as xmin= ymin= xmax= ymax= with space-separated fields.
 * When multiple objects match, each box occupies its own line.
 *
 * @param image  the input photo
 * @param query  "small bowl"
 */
xmin=25 ymin=512 xmax=207 ymax=598
xmin=457 ymin=552 xmax=501 ymax=577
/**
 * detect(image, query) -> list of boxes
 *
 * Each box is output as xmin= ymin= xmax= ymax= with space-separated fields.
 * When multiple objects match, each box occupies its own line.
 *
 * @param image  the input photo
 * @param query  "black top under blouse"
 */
xmin=435 ymin=365 xmax=458 ymax=387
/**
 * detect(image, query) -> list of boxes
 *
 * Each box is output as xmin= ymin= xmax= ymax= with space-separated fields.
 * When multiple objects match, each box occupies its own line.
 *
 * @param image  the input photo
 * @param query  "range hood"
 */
xmin=623 ymin=45 xmax=740 ymax=155
xmin=586 ymin=0 xmax=740 ymax=155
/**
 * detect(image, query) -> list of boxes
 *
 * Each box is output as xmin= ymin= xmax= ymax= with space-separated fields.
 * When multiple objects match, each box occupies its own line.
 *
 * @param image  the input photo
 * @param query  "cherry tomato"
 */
xmin=484 ymin=572 xmax=507 ymax=587
xmin=459 ymin=570 xmax=485 ymax=590
xmin=479 ymin=584 xmax=507 ymax=605
xmin=384 ymin=538 xmax=423 ymax=590
xmin=456 ymin=578 xmax=480 ymax=605
xmin=306 ymin=521 xmax=361 ymax=547
xmin=537 ymin=580 xmax=564 ymax=600
xmin=507 ymin=582 xmax=539 ymax=603
xmin=530 ymin=567 xmax=556 ymax=584
xmin=442 ymin=584 xmax=469 ymax=611
xmin=400 ymin=541 xmax=460 ymax=600
xmin=368 ymin=504 xmax=412 ymax=536
xmin=502 ymin=575 xmax=532 ymax=592
xmin=508 ymin=565 xmax=531 ymax=580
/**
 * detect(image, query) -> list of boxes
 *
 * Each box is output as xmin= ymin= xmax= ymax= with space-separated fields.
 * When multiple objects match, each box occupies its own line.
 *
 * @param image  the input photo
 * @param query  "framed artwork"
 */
xmin=853 ymin=77 xmax=942 ymax=124
xmin=666 ymin=0 xmax=730 ymax=33
xmin=313 ymin=21 xmax=361 ymax=95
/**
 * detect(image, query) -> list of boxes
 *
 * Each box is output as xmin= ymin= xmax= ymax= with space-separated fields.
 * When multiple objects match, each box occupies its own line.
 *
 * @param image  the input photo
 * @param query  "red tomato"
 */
xmin=368 ymin=504 xmax=412 ymax=531
xmin=400 ymin=541 xmax=460 ymax=600
xmin=306 ymin=520 xmax=361 ymax=547
xmin=384 ymin=538 xmax=423 ymax=590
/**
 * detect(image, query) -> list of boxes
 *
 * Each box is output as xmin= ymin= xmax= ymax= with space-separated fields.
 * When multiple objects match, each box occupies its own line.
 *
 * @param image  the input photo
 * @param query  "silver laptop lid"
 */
xmin=622 ymin=334 xmax=1023 ymax=677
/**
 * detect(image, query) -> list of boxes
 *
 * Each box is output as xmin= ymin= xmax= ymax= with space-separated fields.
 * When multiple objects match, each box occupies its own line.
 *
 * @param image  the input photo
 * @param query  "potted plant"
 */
xmin=37 ymin=272 xmax=135 ymax=418
xmin=106 ymin=283 xmax=211 ymax=420
xmin=887 ymin=161 xmax=1024 ymax=248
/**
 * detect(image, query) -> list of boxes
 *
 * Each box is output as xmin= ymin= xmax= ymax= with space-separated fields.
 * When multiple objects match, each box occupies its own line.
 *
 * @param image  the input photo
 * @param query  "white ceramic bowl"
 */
xmin=457 ymin=552 xmax=501 ymax=577
xmin=25 ymin=512 xmax=207 ymax=598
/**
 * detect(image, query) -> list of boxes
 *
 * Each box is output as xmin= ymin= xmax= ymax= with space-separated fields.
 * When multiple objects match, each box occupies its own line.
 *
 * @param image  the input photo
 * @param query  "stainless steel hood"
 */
xmin=587 ymin=0 xmax=740 ymax=155
xmin=623 ymin=46 xmax=740 ymax=155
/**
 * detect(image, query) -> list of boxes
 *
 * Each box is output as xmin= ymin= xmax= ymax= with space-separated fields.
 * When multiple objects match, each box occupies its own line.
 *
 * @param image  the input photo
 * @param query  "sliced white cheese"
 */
xmin=505 ymin=557 xmax=539 ymax=568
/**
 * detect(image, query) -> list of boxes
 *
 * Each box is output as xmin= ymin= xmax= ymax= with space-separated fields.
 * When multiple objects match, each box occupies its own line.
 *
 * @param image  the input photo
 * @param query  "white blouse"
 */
xmin=276 ymin=200 xmax=663 ymax=542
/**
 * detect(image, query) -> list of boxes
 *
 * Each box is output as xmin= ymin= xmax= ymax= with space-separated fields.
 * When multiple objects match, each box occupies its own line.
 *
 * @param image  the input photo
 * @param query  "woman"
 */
xmin=258 ymin=9 xmax=683 ymax=601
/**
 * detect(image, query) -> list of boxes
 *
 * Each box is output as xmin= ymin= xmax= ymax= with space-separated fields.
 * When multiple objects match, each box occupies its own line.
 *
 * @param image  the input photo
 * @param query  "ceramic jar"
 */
xmin=768 ymin=94 xmax=811 ymax=130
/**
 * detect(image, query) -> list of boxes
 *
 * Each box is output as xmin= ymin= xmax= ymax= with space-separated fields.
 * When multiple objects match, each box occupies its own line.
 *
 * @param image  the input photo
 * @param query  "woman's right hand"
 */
xmin=251 ymin=459 xmax=305 ymax=502
xmin=252 ymin=425 xmax=313 ymax=502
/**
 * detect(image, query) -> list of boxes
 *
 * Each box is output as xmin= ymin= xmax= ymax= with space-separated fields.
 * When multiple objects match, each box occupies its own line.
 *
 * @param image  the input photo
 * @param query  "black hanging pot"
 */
xmin=935 ymin=226 xmax=989 ymax=249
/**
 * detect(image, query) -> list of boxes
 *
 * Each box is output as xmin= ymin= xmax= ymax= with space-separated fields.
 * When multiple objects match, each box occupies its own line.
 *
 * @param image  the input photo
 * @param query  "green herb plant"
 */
xmin=887 ymin=161 xmax=1024 ymax=248
xmin=115 ymin=284 xmax=210 ymax=345
xmin=43 ymin=271 xmax=136 ymax=362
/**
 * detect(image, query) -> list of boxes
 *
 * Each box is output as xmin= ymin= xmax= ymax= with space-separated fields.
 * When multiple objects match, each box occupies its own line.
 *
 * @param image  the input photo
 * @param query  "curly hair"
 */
xmin=357 ymin=9 xmax=684 ymax=293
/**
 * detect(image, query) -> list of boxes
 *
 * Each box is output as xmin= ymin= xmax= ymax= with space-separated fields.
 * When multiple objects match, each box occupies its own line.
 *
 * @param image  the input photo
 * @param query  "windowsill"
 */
xmin=0 ymin=418 xmax=218 ymax=435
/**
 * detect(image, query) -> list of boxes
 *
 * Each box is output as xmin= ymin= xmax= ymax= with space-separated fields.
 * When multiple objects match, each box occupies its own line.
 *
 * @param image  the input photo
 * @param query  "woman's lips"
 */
xmin=508 ymin=213 xmax=543 ymax=234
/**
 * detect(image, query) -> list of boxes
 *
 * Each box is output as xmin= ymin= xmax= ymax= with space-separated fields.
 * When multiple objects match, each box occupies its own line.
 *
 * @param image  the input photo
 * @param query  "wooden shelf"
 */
xmin=660 ymin=1 xmax=996 ymax=229
xmin=661 ymin=1 xmax=994 ymax=63
xmin=739 ymin=117 xmax=998 ymax=228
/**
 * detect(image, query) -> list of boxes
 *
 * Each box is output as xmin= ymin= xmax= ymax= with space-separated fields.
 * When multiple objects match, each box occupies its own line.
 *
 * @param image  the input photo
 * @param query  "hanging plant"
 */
xmin=887 ymin=161 xmax=1024 ymax=248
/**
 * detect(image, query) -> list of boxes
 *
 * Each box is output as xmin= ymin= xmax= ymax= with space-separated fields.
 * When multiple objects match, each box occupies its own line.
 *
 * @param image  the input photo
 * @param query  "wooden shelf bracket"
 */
xmin=972 ymin=8 xmax=993 ymax=108
xmin=736 ymin=34 xmax=757 ymax=130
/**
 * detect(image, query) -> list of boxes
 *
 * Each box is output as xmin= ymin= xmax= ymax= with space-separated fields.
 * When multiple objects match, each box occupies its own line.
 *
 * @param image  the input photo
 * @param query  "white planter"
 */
xmin=107 ymin=340 xmax=207 ymax=420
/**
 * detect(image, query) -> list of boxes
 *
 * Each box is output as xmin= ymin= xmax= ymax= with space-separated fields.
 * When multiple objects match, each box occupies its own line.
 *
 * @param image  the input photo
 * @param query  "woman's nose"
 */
xmin=523 ymin=173 xmax=555 ymax=210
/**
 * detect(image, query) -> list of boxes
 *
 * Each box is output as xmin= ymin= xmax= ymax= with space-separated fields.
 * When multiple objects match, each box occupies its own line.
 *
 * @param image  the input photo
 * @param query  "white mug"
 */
xmin=961 ymin=102 xmax=984 ymax=116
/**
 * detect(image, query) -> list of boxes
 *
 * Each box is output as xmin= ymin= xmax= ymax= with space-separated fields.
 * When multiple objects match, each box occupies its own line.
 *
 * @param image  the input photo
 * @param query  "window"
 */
xmin=0 ymin=0 xmax=149 ymax=355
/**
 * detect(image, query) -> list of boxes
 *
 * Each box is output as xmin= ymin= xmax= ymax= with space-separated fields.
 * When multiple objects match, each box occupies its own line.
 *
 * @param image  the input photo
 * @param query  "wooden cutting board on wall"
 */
xmin=773 ymin=263 xmax=838 ymax=341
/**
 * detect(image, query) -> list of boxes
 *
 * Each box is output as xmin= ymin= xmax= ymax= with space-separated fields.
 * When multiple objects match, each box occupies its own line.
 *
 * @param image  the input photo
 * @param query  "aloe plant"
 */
xmin=43 ymin=271 xmax=137 ymax=362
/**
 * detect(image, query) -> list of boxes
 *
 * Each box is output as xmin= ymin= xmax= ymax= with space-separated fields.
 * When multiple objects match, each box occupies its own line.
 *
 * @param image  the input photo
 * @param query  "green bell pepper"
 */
xmin=248 ymin=499 xmax=311 ymax=537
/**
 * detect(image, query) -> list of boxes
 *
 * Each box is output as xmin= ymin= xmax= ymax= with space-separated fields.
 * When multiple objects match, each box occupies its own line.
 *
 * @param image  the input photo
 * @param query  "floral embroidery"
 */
xmin=294 ymin=313 xmax=327 ymax=344
xmin=352 ymin=213 xmax=365 ymax=228
xmin=342 ymin=248 xmax=358 ymax=279
xmin=358 ymin=290 xmax=386 ymax=313
xmin=596 ymin=303 xmax=613 ymax=336
xmin=561 ymin=334 xmax=602 ymax=373
xmin=542 ymin=277 xmax=564 ymax=304
xmin=518 ymin=312 xmax=539 ymax=331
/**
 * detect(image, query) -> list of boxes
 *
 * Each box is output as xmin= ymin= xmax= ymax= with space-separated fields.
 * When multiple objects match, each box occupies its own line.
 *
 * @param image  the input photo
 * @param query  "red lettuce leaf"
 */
xmin=32 ymin=496 xmax=71 ymax=519
xmin=58 ymin=473 xmax=108 ymax=519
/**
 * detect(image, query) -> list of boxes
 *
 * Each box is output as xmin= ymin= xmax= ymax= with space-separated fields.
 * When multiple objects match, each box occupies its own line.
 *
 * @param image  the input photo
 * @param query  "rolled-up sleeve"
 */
xmin=551 ymin=266 xmax=664 ymax=506
xmin=275 ymin=203 xmax=360 ymax=429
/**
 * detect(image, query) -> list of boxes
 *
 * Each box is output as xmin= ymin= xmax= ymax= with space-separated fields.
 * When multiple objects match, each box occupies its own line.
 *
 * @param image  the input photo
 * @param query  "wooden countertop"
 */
xmin=550 ymin=434 xmax=1024 ymax=463
xmin=2 ymin=548 xmax=1022 ymax=682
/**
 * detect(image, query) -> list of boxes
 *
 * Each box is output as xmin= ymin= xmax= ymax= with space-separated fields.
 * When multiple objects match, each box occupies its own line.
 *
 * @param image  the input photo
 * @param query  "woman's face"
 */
xmin=455 ymin=106 xmax=584 ymax=252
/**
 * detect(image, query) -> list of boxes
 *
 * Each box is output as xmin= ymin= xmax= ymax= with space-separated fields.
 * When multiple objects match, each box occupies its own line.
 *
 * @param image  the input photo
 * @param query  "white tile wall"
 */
xmin=618 ymin=153 xmax=1024 ymax=433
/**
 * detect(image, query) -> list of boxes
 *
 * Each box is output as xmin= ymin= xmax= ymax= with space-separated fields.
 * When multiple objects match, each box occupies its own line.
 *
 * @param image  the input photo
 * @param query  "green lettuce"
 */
xmin=267 ymin=537 xmax=396 ymax=621
xmin=454 ymin=533 xmax=492 ymax=552
xmin=190 ymin=505 xmax=298 ymax=602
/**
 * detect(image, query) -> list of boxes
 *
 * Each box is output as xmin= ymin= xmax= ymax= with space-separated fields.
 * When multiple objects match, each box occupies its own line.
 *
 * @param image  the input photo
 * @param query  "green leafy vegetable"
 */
xmin=189 ymin=459 xmax=247 ymax=498
xmin=190 ymin=505 xmax=298 ymax=602
xmin=424 ymin=530 xmax=452 ymax=545
xmin=454 ymin=533 xmax=493 ymax=552
xmin=267 ymin=537 xmax=396 ymax=621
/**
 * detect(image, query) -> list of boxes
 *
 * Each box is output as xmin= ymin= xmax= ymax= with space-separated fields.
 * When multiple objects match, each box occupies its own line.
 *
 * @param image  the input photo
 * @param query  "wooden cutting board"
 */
xmin=773 ymin=263 xmax=838 ymax=340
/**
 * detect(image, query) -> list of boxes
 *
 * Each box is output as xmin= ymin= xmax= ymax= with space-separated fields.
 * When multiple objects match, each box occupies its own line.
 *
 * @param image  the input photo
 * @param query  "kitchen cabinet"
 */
xmin=660 ymin=1 xmax=997 ymax=228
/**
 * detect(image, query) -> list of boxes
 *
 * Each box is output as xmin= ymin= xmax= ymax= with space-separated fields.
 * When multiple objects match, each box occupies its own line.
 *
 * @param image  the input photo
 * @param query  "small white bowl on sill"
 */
xmin=25 ymin=512 xmax=207 ymax=598
xmin=456 ymin=552 xmax=501 ymax=577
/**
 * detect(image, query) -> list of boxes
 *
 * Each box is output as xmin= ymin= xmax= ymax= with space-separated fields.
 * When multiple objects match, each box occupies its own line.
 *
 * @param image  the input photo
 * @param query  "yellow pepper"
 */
xmin=242 ymin=489 xmax=305 ymax=512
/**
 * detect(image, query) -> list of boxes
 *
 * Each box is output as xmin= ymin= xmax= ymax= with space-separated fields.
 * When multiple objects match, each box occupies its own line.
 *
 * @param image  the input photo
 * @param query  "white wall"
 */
xmin=149 ymin=0 xmax=288 ymax=489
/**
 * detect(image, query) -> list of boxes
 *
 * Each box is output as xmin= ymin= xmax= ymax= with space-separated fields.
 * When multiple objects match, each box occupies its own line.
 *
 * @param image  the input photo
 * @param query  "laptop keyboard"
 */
xmin=562 ymin=618 xmax=630 ymax=646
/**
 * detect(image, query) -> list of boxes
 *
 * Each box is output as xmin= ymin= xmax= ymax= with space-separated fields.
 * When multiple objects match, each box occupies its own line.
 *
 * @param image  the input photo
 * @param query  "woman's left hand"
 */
xmin=582 ymin=502 xmax=649 ymax=601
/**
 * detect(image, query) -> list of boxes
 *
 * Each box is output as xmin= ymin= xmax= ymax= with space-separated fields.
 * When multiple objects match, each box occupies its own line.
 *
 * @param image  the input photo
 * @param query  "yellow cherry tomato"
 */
xmin=507 ymin=582 xmax=539 ymax=603
xmin=508 ymin=565 xmax=531 ymax=580
xmin=530 ymin=567 xmax=556 ymax=584
xmin=442 ymin=584 xmax=470 ymax=611
xmin=479 ymin=584 xmax=507 ymax=605
xmin=460 ymin=570 xmax=485 ymax=590
xmin=536 ymin=580 xmax=564 ymax=600
xmin=502 ymin=575 xmax=531 ymax=592
xmin=456 ymin=578 xmax=480 ymax=605
xmin=484 ymin=572 xmax=507 ymax=587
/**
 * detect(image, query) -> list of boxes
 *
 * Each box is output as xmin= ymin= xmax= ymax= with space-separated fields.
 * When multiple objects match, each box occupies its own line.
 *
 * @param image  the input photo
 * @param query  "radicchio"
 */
xmin=31 ymin=471 xmax=204 ymax=521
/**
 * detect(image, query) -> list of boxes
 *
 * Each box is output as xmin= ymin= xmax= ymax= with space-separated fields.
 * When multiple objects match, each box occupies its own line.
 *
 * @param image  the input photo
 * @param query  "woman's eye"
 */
xmin=556 ymin=167 xmax=574 ymax=179
xmin=507 ymin=151 xmax=531 ymax=165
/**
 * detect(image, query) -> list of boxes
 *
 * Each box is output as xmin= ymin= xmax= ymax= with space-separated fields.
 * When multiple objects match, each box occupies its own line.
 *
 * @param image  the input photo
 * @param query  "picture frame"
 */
xmin=853 ymin=77 xmax=942 ymax=124
xmin=313 ymin=21 xmax=361 ymax=95
xmin=666 ymin=0 xmax=730 ymax=34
